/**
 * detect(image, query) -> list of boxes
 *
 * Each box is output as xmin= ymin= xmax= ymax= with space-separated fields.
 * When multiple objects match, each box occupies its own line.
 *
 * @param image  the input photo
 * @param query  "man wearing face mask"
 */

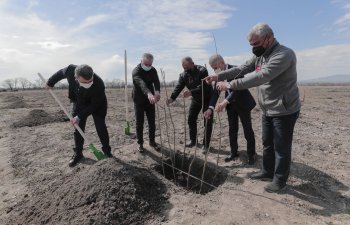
xmin=132 ymin=53 xmax=161 ymax=152
xmin=46 ymin=64 xmax=112 ymax=167
xmin=205 ymin=54 xmax=256 ymax=165
xmin=203 ymin=23 xmax=301 ymax=192
xmin=166 ymin=57 xmax=213 ymax=154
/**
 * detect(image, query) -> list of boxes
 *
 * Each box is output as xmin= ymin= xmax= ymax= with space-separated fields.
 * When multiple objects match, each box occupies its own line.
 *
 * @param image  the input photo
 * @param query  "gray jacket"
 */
xmin=218 ymin=39 xmax=301 ymax=116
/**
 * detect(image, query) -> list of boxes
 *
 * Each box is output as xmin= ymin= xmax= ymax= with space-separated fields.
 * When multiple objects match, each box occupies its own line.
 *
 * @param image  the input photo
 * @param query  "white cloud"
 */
xmin=335 ymin=12 xmax=350 ymax=24
xmin=33 ymin=41 xmax=71 ymax=50
xmin=332 ymin=2 xmax=350 ymax=36
xmin=296 ymin=44 xmax=350 ymax=80
xmin=0 ymin=0 xmax=234 ymax=84
xmin=75 ymin=14 xmax=110 ymax=31
xmin=121 ymin=0 xmax=234 ymax=80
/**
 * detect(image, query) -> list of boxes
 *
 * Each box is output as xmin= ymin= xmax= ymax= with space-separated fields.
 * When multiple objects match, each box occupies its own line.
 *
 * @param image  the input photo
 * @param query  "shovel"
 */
xmin=38 ymin=73 xmax=106 ymax=160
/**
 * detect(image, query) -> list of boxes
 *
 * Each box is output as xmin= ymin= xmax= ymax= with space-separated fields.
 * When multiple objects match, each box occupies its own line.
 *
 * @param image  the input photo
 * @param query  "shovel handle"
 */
xmin=37 ymin=73 xmax=91 ymax=144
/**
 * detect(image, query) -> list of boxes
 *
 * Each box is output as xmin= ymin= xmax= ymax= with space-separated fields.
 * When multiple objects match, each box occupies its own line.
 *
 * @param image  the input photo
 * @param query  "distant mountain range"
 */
xmin=300 ymin=74 xmax=350 ymax=84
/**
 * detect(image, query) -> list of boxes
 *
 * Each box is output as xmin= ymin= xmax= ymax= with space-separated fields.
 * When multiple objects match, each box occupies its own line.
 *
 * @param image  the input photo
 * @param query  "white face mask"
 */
xmin=76 ymin=75 xmax=94 ymax=89
xmin=141 ymin=63 xmax=152 ymax=71
xmin=214 ymin=68 xmax=222 ymax=74
xmin=79 ymin=81 xmax=93 ymax=89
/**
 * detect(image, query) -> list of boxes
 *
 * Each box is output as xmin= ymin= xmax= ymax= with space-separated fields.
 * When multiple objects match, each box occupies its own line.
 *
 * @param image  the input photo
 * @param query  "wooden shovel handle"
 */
xmin=37 ymin=73 xmax=90 ymax=144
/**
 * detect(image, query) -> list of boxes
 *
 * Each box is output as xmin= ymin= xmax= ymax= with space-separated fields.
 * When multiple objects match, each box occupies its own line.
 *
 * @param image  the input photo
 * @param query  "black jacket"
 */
xmin=170 ymin=65 xmax=212 ymax=103
xmin=47 ymin=64 xmax=108 ymax=118
xmin=132 ymin=64 xmax=161 ymax=104
xmin=209 ymin=64 xmax=256 ymax=112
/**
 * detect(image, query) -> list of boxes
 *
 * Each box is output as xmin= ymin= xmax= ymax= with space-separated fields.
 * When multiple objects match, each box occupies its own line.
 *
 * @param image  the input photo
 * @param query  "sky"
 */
xmin=0 ymin=0 xmax=349 ymax=84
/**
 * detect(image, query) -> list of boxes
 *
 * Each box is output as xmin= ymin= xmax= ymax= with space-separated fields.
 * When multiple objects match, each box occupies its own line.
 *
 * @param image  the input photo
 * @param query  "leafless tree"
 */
xmin=105 ymin=79 xmax=125 ymax=88
xmin=18 ymin=77 xmax=31 ymax=90
xmin=32 ymin=78 xmax=44 ymax=89
xmin=2 ymin=79 xmax=15 ymax=90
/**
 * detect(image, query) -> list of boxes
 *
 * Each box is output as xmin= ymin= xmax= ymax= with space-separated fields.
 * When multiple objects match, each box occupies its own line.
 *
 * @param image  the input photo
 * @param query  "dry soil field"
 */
xmin=0 ymin=86 xmax=349 ymax=225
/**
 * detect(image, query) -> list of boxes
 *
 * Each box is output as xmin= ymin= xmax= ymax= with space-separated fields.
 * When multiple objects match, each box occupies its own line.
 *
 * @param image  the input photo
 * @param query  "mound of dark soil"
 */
xmin=12 ymin=109 xmax=69 ymax=128
xmin=2 ymin=95 xmax=28 ymax=109
xmin=6 ymin=159 xmax=168 ymax=225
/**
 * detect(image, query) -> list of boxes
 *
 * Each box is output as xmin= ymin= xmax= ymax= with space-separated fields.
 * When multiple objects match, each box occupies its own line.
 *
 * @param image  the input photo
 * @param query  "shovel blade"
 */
xmin=124 ymin=121 xmax=130 ymax=135
xmin=88 ymin=144 xmax=106 ymax=160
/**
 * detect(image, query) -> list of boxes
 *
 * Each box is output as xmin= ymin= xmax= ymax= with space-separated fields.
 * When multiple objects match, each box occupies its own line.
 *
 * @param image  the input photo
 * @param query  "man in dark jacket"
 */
xmin=204 ymin=54 xmax=256 ymax=165
xmin=166 ymin=57 xmax=213 ymax=154
xmin=132 ymin=53 xmax=161 ymax=152
xmin=46 ymin=64 xmax=112 ymax=167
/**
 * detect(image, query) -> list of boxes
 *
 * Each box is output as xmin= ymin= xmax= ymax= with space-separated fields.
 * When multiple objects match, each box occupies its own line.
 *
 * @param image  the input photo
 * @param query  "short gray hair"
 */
xmin=142 ymin=53 xmax=154 ymax=61
xmin=209 ymin=54 xmax=224 ymax=66
xmin=247 ymin=23 xmax=274 ymax=40
xmin=182 ymin=56 xmax=194 ymax=64
xmin=75 ymin=64 xmax=94 ymax=80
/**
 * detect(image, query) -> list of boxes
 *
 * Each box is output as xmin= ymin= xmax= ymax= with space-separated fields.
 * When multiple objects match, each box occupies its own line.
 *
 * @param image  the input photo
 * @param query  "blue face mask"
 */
xmin=141 ymin=63 xmax=152 ymax=71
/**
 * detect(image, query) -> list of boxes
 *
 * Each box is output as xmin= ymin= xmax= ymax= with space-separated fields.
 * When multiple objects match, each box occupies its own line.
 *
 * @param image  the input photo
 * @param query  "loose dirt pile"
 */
xmin=6 ymin=159 xmax=168 ymax=225
xmin=12 ymin=109 xmax=69 ymax=128
xmin=2 ymin=95 xmax=28 ymax=109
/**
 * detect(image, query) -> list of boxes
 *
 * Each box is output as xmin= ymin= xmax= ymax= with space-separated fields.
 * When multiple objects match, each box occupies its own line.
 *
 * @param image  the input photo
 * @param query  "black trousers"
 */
xmin=134 ymin=102 xmax=156 ymax=145
xmin=226 ymin=104 xmax=255 ymax=157
xmin=73 ymin=104 xmax=111 ymax=154
xmin=188 ymin=99 xmax=213 ymax=147
xmin=261 ymin=111 xmax=299 ymax=185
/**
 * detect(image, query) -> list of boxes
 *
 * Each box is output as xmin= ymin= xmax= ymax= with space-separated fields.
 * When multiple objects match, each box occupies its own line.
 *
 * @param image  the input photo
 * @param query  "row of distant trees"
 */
xmin=1 ymin=77 xmax=178 ymax=91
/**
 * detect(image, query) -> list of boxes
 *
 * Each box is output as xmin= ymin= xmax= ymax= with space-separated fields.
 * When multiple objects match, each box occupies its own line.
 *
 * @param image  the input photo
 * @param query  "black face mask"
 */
xmin=252 ymin=45 xmax=266 ymax=57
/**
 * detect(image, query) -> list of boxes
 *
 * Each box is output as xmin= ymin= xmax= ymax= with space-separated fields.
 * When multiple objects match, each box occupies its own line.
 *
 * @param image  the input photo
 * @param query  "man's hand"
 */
xmin=203 ymin=109 xmax=213 ymax=119
xmin=166 ymin=98 xmax=174 ymax=106
xmin=216 ymin=99 xmax=229 ymax=112
xmin=216 ymin=81 xmax=230 ymax=92
xmin=154 ymin=91 xmax=160 ymax=102
xmin=202 ymin=75 xmax=218 ymax=84
xmin=182 ymin=90 xmax=192 ymax=98
xmin=148 ymin=93 xmax=156 ymax=104
xmin=70 ymin=116 xmax=80 ymax=125
xmin=43 ymin=83 xmax=52 ymax=89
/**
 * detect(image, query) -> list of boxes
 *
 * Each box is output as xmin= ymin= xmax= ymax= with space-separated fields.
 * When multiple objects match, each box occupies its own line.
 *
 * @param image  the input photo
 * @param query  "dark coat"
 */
xmin=209 ymin=64 xmax=256 ymax=112
xmin=47 ymin=64 xmax=108 ymax=118
xmin=170 ymin=65 xmax=212 ymax=103
xmin=132 ymin=64 xmax=161 ymax=104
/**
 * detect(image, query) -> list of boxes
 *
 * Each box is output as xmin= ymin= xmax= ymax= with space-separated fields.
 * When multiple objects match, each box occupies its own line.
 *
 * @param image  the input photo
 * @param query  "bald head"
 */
xmin=182 ymin=56 xmax=195 ymax=71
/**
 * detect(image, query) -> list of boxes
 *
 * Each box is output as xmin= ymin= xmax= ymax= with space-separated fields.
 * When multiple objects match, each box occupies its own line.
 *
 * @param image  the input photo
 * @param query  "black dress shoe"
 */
xmin=201 ymin=146 xmax=209 ymax=154
xmin=248 ymin=154 xmax=256 ymax=165
xmin=104 ymin=151 xmax=113 ymax=158
xmin=69 ymin=153 xmax=84 ymax=167
xmin=224 ymin=153 xmax=239 ymax=162
xmin=265 ymin=181 xmax=286 ymax=193
xmin=248 ymin=171 xmax=273 ymax=181
xmin=150 ymin=142 xmax=161 ymax=151
xmin=185 ymin=141 xmax=196 ymax=148
xmin=138 ymin=144 xmax=145 ymax=153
